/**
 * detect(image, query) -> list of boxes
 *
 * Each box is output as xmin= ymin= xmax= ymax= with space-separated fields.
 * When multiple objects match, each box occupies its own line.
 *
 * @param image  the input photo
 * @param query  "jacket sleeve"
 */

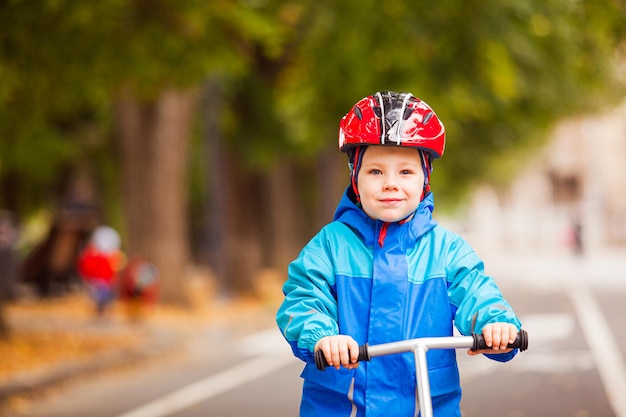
xmin=276 ymin=230 xmax=340 ymax=364
xmin=445 ymin=236 xmax=522 ymax=363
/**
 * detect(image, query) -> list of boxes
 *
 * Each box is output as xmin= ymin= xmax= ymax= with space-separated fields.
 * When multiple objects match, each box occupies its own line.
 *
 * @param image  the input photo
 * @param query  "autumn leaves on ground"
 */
xmin=0 ymin=269 xmax=283 ymax=389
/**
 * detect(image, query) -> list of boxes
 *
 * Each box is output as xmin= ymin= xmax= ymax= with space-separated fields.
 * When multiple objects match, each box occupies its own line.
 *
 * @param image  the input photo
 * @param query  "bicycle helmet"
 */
xmin=339 ymin=91 xmax=445 ymax=158
xmin=339 ymin=91 xmax=445 ymax=200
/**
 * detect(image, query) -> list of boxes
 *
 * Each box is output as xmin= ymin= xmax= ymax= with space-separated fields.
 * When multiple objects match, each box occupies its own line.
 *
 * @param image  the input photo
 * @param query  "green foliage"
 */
xmin=265 ymin=0 xmax=626 ymax=206
xmin=1 ymin=0 xmax=625 ymax=214
xmin=0 ymin=0 xmax=287 ymax=213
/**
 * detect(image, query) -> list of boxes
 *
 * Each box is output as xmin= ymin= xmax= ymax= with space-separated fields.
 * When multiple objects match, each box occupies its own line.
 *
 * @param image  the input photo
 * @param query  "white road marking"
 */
xmin=113 ymin=330 xmax=297 ymax=417
xmin=568 ymin=284 xmax=626 ymax=417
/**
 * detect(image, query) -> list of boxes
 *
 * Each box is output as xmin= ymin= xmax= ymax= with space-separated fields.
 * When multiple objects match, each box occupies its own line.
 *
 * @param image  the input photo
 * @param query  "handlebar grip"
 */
xmin=315 ymin=344 xmax=370 ymax=371
xmin=471 ymin=329 xmax=528 ymax=352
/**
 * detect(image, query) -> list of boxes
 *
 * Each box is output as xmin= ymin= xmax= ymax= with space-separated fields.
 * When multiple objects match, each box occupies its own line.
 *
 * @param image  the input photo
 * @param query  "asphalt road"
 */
xmin=7 ymin=255 xmax=626 ymax=417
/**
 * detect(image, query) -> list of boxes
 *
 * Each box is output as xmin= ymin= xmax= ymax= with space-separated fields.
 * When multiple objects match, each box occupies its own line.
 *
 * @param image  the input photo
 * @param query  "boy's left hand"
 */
xmin=467 ymin=323 xmax=518 ymax=356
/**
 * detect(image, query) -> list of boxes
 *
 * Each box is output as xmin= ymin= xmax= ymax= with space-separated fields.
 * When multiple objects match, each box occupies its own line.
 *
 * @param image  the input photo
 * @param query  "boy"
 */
xmin=276 ymin=91 xmax=521 ymax=416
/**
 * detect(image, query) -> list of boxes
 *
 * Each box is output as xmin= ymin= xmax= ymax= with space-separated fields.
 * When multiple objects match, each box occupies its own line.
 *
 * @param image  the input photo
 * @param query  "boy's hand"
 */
xmin=315 ymin=335 xmax=360 ymax=369
xmin=467 ymin=323 xmax=518 ymax=356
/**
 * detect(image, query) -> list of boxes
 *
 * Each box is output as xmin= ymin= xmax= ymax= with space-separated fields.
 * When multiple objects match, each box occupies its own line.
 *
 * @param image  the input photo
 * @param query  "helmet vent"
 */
xmin=402 ymin=106 xmax=413 ymax=120
xmin=423 ymin=111 xmax=433 ymax=124
xmin=354 ymin=106 xmax=363 ymax=120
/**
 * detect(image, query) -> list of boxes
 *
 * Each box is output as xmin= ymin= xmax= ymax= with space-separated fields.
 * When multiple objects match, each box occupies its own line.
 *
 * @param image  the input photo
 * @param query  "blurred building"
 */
xmin=465 ymin=99 xmax=626 ymax=257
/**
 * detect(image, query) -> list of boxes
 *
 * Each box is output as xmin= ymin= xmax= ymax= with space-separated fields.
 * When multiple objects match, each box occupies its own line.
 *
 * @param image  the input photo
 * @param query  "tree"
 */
xmin=114 ymin=88 xmax=196 ymax=304
xmin=0 ymin=0 xmax=289 ymax=305
xmin=0 ymin=0 xmax=624 ymax=312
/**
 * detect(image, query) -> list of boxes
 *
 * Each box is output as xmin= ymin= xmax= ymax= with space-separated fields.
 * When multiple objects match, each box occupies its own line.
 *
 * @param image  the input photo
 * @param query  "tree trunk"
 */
xmin=220 ymin=152 xmax=262 ymax=295
xmin=263 ymin=158 xmax=302 ymax=270
xmin=316 ymin=149 xmax=346 ymax=227
xmin=201 ymin=80 xmax=229 ymax=296
xmin=114 ymin=88 xmax=195 ymax=306
xmin=0 ymin=304 xmax=8 ymax=339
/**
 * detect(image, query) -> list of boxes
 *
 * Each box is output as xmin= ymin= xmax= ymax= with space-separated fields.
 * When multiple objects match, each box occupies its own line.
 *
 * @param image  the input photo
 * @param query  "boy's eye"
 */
xmin=369 ymin=169 xmax=382 ymax=175
xmin=400 ymin=169 xmax=414 ymax=175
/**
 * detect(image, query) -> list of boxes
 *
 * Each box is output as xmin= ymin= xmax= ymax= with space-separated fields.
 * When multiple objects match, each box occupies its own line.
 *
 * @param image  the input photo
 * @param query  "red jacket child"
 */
xmin=77 ymin=226 xmax=122 ymax=315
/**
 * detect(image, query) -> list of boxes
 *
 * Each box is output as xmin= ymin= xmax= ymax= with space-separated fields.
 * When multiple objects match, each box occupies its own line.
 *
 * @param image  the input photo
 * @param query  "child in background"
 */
xmin=77 ymin=226 xmax=123 ymax=316
xmin=276 ymin=91 xmax=522 ymax=416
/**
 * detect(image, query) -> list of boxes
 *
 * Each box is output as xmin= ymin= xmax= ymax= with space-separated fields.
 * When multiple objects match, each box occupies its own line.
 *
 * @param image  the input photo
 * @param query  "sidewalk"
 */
xmin=0 ymin=290 xmax=280 ymax=411
xmin=478 ymin=248 xmax=626 ymax=290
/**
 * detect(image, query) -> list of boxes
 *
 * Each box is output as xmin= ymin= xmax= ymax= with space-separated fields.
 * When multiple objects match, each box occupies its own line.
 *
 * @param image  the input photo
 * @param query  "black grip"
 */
xmin=471 ymin=329 xmax=528 ymax=352
xmin=315 ymin=344 xmax=370 ymax=371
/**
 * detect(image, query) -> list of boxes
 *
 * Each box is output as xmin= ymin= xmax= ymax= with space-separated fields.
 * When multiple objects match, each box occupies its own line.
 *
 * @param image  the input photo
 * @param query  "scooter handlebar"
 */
xmin=315 ymin=329 xmax=528 ymax=371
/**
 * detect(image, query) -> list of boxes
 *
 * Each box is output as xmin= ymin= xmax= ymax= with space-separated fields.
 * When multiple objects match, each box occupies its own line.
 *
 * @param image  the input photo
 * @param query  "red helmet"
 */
xmin=339 ymin=91 xmax=445 ymax=159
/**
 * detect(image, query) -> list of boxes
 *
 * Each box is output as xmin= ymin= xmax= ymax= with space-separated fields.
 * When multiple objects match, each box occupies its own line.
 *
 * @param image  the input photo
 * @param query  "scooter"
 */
xmin=315 ymin=329 xmax=529 ymax=417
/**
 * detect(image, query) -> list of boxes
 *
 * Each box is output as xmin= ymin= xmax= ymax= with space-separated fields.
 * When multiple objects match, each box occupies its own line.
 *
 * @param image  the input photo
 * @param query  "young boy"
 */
xmin=276 ymin=91 xmax=521 ymax=416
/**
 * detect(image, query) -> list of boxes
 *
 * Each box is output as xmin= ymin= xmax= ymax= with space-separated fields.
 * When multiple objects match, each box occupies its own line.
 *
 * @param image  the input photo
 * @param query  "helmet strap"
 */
xmin=350 ymin=146 xmax=365 ymax=203
xmin=419 ymin=151 xmax=432 ymax=199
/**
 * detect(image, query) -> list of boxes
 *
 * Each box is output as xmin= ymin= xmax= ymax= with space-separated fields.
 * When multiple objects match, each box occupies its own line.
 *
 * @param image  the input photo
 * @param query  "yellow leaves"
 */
xmin=0 ymin=291 xmax=277 ymax=386
xmin=0 ymin=295 xmax=139 ymax=383
xmin=530 ymin=14 xmax=552 ymax=37
xmin=479 ymin=39 xmax=519 ymax=103
xmin=447 ymin=83 xmax=492 ymax=121
xmin=0 ymin=329 xmax=136 ymax=381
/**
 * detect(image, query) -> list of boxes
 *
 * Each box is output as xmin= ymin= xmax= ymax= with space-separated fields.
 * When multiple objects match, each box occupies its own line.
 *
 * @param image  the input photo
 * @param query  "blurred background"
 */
xmin=1 ymin=1 xmax=626 ymax=416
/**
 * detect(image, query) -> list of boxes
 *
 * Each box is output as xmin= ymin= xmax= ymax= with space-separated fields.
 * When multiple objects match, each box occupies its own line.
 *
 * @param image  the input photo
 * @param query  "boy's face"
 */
xmin=357 ymin=146 xmax=425 ymax=223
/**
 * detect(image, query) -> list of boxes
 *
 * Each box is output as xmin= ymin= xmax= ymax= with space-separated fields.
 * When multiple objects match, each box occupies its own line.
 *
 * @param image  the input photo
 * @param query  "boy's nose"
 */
xmin=383 ymin=177 xmax=399 ymax=191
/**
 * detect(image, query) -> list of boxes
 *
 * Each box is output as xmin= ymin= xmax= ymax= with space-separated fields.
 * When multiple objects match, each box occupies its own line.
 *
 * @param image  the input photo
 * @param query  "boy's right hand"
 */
xmin=314 ymin=335 xmax=360 ymax=370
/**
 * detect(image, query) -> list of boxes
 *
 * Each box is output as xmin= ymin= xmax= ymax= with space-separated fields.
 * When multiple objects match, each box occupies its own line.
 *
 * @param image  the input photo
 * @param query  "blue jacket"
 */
xmin=276 ymin=188 xmax=521 ymax=416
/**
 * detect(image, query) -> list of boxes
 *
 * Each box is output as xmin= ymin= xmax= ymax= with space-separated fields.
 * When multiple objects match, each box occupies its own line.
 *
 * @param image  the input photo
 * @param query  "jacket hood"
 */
xmin=333 ymin=186 xmax=437 ymax=247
